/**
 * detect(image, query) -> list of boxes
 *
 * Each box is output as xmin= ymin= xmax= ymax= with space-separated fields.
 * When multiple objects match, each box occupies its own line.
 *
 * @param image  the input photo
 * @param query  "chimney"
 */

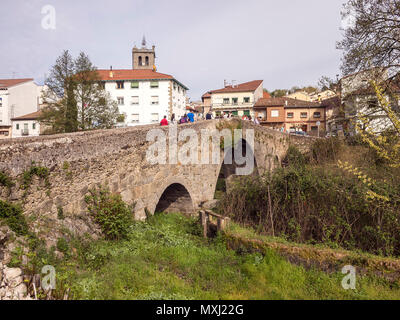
xmin=109 ymin=66 xmax=113 ymax=78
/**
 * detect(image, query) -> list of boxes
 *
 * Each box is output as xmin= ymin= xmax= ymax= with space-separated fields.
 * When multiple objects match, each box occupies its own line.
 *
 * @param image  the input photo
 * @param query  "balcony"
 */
xmin=212 ymin=102 xmax=253 ymax=109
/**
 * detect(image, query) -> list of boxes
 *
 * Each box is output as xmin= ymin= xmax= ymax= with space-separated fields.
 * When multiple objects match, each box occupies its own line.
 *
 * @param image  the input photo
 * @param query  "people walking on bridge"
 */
xmin=179 ymin=114 xmax=188 ymax=124
xmin=171 ymin=113 xmax=176 ymax=124
xmin=160 ymin=116 xmax=168 ymax=126
xmin=187 ymin=111 xmax=195 ymax=123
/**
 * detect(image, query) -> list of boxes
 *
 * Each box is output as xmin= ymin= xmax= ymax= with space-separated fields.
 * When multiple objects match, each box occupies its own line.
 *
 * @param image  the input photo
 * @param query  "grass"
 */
xmin=47 ymin=212 xmax=400 ymax=300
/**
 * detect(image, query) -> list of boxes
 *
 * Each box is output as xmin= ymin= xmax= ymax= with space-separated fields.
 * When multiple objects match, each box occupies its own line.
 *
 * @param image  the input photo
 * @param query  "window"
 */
xmin=150 ymin=81 xmax=159 ymax=88
xmin=145 ymin=56 xmax=149 ymax=66
xmin=223 ymin=98 xmax=230 ymax=104
xmin=131 ymin=114 xmax=139 ymax=123
xmin=0 ymin=98 xmax=3 ymax=107
xmin=151 ymin=96 xmax=159 ymax=105
xmin=313 ymin=112 xmax=321 ymax=118
xmin=131 ymin=81 xmax=139 ymax=89
xmin=32 ymin=123 xmax=36 ymax=130
xmin=311 ymin=126 xmax=318 ymax=131
xmin=232 ymin=98 xmax=238 ymax=105
xmin=16 ymin=124 xmax=19 ymax=130
xmin=300 ymin=112 xmax=308 ymax=118
xmin=138 ymin=56 xmax=143 ymax=66
xmin=244 ymin=110 xmax=250 ymax=116
xmin=117 ymin=97 xmax=124 ymax=105
xmin=116 ymin=81 xmax=124 ymax=89
xmin=271 ymin=110 xmax=279 ymax=117
xmin=287 ymin=112 xmax=294 ymax=118
xmin=243 ymin=97 xmax=250 ymax=103
xmin=131 ymin=96 xmax=139 ymax=105
xmin=151 ymin=113 xmax=159 ymax=123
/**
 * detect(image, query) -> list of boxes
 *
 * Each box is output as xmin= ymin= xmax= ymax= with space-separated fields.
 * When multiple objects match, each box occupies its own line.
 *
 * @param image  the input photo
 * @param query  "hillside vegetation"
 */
xmin=29 ymin=213 xmax=400 ymax=300
xmin=218 ymin=137 xmax=400 ymax=257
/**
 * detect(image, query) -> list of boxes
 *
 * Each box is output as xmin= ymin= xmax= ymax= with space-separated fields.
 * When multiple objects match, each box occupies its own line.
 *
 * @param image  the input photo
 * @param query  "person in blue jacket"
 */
xmin=187 ymin=111 xmax=195 ymax=123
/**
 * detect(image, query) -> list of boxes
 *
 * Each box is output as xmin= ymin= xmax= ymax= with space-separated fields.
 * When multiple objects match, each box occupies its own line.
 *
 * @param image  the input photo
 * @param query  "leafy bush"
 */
xmin=84 ymin=186 xmax=134 ymax=240
xmin=283 ymin=145 xmax=307 ymax=168
xmin=0 ymin=200 xmax=29 ymax=235
xmin=218 ymin=145 xmax=400 ymax=257
xmin=21 ymin=164 xmax=50 ymax=191
xmin=0 ymin=171 xmax=14 ymax=189
xmin=57 ymin=206 xmax=65 ymax=220
xmin=310 ymin=137 xmax=342 ymax=164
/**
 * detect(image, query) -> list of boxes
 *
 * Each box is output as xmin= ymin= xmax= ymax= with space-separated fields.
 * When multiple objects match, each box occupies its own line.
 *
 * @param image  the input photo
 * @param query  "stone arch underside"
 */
xmin=154 ymin=183 xmax=194 ymax=214
xmin=214 ymin=137 xmax=260 ymax=195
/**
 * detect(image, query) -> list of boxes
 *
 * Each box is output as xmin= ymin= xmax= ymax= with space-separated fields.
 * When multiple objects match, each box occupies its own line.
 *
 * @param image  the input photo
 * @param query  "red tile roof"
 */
xmin=208 ymin=80 xmax=263 ymax=94
xmin=0 ymin=78 xmax=33 ymax=89
xmin=202 ymin=92 xmax=211 ymax=99
xmin=97 ymin=69 xmax=173 ymax=81
xmin=263 ymin=91 xmax=271 ymax=98
xmin=254 ymin=97 xmax=323 ymax=108
xmin=11 ymin=110 xmax=42 ymax=121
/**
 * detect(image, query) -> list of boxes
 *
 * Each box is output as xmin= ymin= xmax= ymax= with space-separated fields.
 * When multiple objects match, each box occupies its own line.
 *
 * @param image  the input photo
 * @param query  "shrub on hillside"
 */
xmin=0 ymin=200 xmax=29 ymax=236
xmin=85 ymin=186 xmax=134 ymax=240
xmin=218 ymin=145 xmax=400 ymax=257
xmin=310 ymin=137 xmax=342 ymax=164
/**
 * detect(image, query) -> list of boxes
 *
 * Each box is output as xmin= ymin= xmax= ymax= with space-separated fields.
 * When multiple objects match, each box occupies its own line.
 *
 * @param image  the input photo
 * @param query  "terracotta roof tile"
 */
xmin=263 ymin=91 xmax=271 ymax=98
xmin=0 ymin=78 xmax=33 ymax=89
xmin=209 ymin=80 xmax=263 ymax=94
xmin=97 ymin=69 xmax=173 ymax=81
xmin=254 ymin=97 xmax=324 ymax=108
xmin=11 ymin=110 xmax=42 ymax=121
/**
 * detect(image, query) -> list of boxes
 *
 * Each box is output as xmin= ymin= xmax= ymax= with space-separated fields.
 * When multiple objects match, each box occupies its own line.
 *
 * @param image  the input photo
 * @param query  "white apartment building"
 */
xmin=204 ymin=80 xmax=264 ymax=118
xmin=98 ymin=69 xmax=188 ymax=126
xmin=0 ymin=78 xmax=40 ymax=138
xmin=98 ymin=42 xmax=188 ymax=126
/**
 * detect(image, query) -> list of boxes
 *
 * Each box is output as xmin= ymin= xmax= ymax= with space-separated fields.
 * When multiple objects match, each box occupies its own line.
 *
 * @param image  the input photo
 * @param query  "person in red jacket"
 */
xmin=160 ymin=116 xmax=168 ymax=126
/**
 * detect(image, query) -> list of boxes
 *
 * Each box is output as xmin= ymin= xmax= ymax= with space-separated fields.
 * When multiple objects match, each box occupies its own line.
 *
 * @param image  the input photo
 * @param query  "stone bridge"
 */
xmin=0 ymin=120 xmax=313 ymax=224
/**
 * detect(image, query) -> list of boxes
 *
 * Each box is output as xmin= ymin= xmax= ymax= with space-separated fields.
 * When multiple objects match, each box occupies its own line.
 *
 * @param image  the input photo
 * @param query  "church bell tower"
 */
xmin=132 ymin=36 xmax=156 ymax=70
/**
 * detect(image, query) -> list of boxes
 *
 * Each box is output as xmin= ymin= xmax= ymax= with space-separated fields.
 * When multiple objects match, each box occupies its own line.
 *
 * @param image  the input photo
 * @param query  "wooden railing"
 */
xmin=199 ymin=210 xmax=231 ymax=238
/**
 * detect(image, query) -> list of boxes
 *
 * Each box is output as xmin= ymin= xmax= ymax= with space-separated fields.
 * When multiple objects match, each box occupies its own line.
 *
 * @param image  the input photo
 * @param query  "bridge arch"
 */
xmin=152 ymin=179 xmax=195 ymax=215
xmin=213 ymin=137 xmax=259 ymax=197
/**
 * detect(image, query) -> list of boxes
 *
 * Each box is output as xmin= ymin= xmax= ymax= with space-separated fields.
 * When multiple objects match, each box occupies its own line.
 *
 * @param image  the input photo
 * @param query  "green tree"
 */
xmin=270 ymin=89 xmax=287 ymax=97
xmin=74 ymin=52 xmax=118 ymax=130
xmin=40 ymin=50 xmax=77 ymax=133
xmin=41 ymin=50 xmax=118 ymax=133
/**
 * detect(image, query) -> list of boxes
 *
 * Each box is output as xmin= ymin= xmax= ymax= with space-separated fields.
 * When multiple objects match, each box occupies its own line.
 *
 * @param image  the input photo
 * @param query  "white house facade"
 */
xmin=0 ymin=78 xmax=40 ymax=139
xmin=11 ymin=110 xmax=42 ymax=138
xmin=98 ymin=69 xmax=188 ymax=126
xmin=204 ymin=80 xmax=264 ymax=118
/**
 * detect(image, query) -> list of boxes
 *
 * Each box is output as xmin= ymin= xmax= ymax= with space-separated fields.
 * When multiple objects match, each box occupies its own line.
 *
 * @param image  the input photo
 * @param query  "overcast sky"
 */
xmin=0 ymin=0 xmax=347 ymax=100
